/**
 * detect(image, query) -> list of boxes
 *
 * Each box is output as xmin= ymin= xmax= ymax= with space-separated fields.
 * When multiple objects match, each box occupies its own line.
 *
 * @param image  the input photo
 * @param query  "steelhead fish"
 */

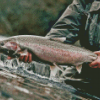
xmin=0 ymin=35 xmax=97 ymax=74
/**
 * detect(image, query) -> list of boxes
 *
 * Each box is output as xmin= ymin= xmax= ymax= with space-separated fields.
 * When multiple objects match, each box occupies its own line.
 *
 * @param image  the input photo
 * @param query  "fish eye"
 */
xmin=0 ymin=42 xmax=4 ymax=46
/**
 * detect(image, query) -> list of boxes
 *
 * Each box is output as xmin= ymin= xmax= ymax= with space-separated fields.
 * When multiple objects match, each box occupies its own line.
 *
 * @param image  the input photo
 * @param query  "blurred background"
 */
xmin=0 ymin=0 xmax=72 ymax=36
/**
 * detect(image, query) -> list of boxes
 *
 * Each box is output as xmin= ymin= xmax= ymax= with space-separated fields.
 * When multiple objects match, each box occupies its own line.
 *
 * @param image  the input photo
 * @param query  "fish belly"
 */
xmin=31 ymin=44 xmax=85 ymax=65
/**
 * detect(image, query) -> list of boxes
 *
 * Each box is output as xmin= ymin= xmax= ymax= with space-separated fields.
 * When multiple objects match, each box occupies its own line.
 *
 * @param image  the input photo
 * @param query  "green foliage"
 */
xmin=0 ymin=0 xmax=72 ymax=36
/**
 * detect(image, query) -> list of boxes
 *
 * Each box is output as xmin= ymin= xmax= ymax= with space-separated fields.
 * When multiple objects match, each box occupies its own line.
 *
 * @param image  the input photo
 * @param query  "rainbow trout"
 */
xmin=0 ymin=35 xmax=97 ymax=74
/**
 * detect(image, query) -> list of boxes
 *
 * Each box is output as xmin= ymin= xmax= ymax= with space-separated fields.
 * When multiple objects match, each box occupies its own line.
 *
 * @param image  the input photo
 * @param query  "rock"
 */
xmin=27 ymin=61 xmax=50 ymax=77
xmin=0 ymin=53 xmax=51 ymax=77
xmin=0 ymin=69 xmax=93 ymax=100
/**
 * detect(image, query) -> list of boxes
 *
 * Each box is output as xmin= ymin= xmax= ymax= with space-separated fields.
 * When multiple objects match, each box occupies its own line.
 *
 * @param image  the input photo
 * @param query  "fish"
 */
xmin=0 ymin=35 xmax=97 ymax=75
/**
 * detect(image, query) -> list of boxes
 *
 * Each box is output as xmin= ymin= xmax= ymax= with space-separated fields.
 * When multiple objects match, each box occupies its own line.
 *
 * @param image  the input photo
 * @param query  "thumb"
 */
xmin=94 ymin=51 xmax=100 ymax=56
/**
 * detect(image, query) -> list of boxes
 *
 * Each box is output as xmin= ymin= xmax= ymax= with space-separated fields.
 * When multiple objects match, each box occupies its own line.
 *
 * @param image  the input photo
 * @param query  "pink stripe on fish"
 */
xmin=32 ymin=44 xmax=84 ymax=65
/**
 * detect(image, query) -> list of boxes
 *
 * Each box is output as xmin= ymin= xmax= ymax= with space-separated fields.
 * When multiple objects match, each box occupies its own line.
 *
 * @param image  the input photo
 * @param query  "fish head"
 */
xmin=0 ymin=39 xmax=21 ymax=51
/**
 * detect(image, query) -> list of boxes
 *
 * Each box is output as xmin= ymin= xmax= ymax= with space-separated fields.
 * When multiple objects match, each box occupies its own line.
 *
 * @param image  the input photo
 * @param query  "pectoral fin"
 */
xmin=50 ymin=62 xmax=64 ymax=78
xmin=50 ymin=65 xmax=58 ymax=78
xmin=53 ymin=62 xmax=64 ymax=72
xmin=76 ymin=65 xmax=82 ymax=74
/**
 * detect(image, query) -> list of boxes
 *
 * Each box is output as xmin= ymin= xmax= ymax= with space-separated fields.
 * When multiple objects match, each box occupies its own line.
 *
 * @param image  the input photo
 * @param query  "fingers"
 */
xmin=19 ymin=52 xmax=32 ymax=63
xmin=89 ymin=53 xmax=100 ymax=68
xmin=90 ymin=65 xmax=100 ymax=68
xmin=89 ymin=58 xmax=100 ymax=68
xmin=7 ymin=56 xmax=12 ymax=60
xmin=91 ymin=66 xmax=98 ymax=68
xmin=24 ymin=54 xmax=28 ymax=62
xmin=19 ymin=56 xmax=24 ymax=61
xmin=28 ymin=53 xmax=32 ymax=62
xmin=89 ymin=60 xmax=98 ymax=67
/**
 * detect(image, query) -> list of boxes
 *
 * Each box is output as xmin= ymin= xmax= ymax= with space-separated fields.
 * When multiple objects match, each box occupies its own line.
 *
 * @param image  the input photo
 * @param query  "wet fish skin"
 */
xmin=0 ymin=35 xmax=97 ymax=73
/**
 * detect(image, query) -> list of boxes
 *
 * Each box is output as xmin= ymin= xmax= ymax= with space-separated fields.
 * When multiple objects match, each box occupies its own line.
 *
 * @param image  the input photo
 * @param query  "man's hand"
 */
xmin=8 ymin=51 xmax=32 ymax=63
xmin=89 ymin=51 xmax=100 ymax=68
xmin=19 ymin=52 xmax=32 ymax=63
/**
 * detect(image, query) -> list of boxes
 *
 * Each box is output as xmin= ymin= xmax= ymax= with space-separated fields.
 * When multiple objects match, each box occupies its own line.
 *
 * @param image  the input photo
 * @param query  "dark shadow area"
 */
xmin=65 ymin=63 xmax=100 ymax=99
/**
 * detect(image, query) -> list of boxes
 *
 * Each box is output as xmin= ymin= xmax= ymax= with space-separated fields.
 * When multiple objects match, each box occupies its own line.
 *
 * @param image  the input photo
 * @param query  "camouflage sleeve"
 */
xmin=46 ymin=0 xmax=86 ymax=44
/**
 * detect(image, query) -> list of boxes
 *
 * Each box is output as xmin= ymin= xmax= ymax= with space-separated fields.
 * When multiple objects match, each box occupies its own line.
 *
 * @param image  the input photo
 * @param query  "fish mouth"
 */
xmin=0 ymin=40 xmax=21 ymax=58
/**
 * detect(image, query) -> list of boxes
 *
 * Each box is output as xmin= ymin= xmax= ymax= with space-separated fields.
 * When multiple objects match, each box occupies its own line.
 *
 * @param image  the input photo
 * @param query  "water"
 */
xmin=0 ymin=54 xmax=99 ymax=100
xmin=0 ymin=58 xmax=78 ymax=100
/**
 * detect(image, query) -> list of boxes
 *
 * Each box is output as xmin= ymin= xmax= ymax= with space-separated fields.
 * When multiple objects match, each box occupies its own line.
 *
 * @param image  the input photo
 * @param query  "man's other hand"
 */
xmin=19 ymin=51 xmax=32 ymax=63
xmin=7 ymin=51 xmax=32 ymax=63
xmin=89 ymin=51 xmax=100 ymax=68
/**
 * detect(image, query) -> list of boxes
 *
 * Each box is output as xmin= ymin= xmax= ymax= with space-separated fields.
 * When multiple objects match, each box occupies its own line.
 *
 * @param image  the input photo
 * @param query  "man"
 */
xmin=45 ymin=0 xmax=100 ymax=79
xmin=8 ymin=0 xmax=100 ymax=79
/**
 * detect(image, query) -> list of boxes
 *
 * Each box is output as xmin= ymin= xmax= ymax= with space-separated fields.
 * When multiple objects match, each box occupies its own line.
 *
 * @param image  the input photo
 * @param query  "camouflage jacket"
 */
xmin=46 ymin=0 xmax=100 ymax=51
